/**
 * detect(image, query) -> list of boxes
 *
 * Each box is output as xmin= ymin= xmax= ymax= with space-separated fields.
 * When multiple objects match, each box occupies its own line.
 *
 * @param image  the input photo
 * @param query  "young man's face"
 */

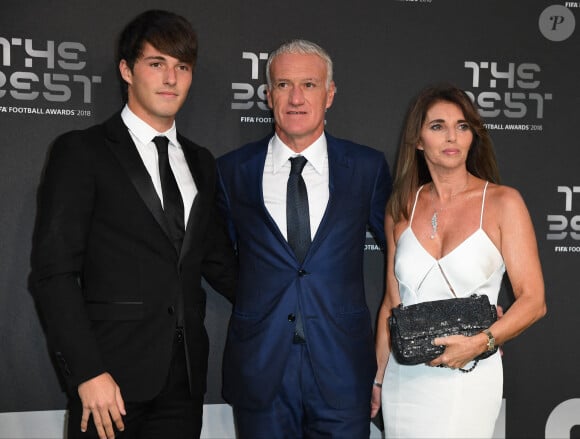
xmin=119 ymin=42 xmax=193 ymax=131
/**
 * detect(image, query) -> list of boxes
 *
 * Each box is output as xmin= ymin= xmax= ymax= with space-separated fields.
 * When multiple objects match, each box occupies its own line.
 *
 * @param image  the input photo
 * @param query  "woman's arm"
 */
xmin=431 ymin=185 xmax=546 ymax=369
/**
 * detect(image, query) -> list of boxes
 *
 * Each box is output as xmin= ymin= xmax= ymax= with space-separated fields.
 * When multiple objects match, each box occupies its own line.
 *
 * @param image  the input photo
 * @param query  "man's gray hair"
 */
xmin=266 ymin=39 xmax=334 ymax=90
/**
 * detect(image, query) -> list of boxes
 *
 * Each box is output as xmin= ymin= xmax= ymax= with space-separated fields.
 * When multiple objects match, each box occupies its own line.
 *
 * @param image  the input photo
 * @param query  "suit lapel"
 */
xmin=105 ymin=114 xmax=174 ymax=245
xmin=179 ymin=138 xmax=203 ymax=264
xmin=309 ymin=135 xmax=354 ymax=255
xmin=241 ymin=141 xmax=290 ymax=248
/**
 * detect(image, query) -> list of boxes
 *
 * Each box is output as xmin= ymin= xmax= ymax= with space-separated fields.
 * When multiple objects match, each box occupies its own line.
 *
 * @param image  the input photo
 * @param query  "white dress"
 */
xmin=382 ymin=182 xmax=505 ymax=438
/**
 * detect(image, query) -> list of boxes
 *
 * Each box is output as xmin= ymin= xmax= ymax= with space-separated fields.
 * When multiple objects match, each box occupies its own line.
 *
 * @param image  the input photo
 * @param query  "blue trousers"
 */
xmin=234 ymin=342 xmax=371 ymax=439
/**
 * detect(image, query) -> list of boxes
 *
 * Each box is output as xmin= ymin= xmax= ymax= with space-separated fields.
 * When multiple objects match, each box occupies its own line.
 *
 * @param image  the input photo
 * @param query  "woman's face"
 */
xmin=417 ymin=100 xmax=473 ymax=170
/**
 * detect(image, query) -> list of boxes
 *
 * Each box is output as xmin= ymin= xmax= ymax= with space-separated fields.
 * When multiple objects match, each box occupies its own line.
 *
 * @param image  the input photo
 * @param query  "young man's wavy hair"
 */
xmin=116 ymin=9 xmax=198 ymax=101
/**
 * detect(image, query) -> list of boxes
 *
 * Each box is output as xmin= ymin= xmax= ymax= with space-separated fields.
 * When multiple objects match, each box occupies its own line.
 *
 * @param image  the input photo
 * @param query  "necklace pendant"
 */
xmin=430 ymin=211 xmax=438 ymax=239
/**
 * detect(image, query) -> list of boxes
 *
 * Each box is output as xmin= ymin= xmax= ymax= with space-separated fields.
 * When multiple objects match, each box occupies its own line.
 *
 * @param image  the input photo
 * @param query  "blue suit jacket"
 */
xmin=217 ymin=133 xmax=391 ymax=409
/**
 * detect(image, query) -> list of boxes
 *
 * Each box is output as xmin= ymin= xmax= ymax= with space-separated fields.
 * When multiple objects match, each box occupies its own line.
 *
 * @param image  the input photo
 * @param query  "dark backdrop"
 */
xmin=1 ymin=1 xmax=579 ymax=437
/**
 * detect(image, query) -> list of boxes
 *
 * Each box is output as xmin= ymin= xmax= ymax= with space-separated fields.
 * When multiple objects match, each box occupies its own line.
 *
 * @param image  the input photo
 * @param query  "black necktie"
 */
xmin=287 ymin=156 xmax=311 ymax=263
xmin=153 ymin=136 xmax=185 ymax=252
xmin=287 ymin=156 xmax=310 ymax=343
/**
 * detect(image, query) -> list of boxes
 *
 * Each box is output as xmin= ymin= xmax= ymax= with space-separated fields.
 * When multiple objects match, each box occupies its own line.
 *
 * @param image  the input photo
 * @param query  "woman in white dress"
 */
xmin=370 ymin=84 xmax=546 ymax=438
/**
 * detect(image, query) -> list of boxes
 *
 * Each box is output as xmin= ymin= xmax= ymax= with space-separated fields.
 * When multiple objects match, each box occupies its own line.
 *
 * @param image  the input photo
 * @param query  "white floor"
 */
xmin=0 ymin=402 xmax=504 ymax=438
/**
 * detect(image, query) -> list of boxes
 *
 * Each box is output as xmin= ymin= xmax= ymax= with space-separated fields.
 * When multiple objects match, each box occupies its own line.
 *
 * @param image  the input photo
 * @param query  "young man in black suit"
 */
xmin=30 ymin=10 xmax=236 ymax=439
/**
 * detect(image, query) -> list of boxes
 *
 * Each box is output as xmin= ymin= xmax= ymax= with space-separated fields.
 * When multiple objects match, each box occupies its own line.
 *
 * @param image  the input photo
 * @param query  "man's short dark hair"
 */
xmin=116 ymin=10 xmax=198 ymax=98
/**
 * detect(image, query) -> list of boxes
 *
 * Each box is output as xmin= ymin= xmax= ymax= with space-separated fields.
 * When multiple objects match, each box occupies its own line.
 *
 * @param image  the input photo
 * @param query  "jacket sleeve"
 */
xmin=201 ymin=201 xmax=238 ymax=304
xmin=199 ymin=153 xmax=238 ymax=304
xmin=29 ymin=132 xmax=106 ymax=392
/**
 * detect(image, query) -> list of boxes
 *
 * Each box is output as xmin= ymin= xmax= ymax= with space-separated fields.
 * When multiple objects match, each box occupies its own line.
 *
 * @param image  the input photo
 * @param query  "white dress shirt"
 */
xmin=262 ymin=133 xmax=330 ymax=241
xmin=121 ymin=105 xmax=197 ymax=226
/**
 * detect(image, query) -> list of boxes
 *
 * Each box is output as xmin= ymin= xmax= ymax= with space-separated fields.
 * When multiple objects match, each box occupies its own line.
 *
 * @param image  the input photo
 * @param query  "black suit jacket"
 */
xmin=30 ymin=112 xmax=237 ymax=401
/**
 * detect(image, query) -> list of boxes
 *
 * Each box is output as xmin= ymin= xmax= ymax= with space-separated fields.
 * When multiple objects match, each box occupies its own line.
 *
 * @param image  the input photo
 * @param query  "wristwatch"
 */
xmin=483 ymin=329 xmax=495 ymax=352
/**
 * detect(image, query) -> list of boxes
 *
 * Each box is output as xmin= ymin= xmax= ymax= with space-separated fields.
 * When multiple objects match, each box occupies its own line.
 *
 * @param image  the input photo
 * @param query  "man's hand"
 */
xmin=77 ymin=372 xmax=126 ymax=439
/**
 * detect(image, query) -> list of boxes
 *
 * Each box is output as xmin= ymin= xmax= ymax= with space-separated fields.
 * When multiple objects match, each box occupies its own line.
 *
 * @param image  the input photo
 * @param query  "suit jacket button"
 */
xmin=287 ymin=314 xmax=296 ymax=322
xmin=298 ymin=269 xmax=307 ymax=277
xmin=168 ymin=306 xmax=175 ymax=315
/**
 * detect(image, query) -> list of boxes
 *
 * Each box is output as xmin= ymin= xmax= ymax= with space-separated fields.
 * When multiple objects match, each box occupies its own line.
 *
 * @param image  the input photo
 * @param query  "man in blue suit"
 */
xmin=217 ymin=39 xmax=391 ymax=438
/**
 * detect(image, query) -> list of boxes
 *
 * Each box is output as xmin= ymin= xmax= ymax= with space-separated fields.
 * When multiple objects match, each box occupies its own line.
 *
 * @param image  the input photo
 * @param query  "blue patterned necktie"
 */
xmin=286 ymin=156 xmax=311 ymax=263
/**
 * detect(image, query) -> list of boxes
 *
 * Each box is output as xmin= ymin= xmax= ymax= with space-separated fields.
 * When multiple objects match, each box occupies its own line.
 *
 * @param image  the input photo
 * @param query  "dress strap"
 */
xmin=409 ymin=185 xmax=425 ymax=226
xmin=480 ymin=181 xmax=489 ymax=229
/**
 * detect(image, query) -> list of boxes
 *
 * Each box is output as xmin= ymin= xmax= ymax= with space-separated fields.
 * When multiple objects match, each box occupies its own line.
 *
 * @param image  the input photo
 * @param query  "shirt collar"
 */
xmin=271 ymin=132 xmax=327 ymax=174
xmin=121 ymin=104 xmax=179 ymax=148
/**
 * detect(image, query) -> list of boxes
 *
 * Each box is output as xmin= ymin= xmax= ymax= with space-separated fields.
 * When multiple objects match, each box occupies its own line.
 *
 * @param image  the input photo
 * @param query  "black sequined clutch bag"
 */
xmin=388 ymin=294 xmax=498 ymax=366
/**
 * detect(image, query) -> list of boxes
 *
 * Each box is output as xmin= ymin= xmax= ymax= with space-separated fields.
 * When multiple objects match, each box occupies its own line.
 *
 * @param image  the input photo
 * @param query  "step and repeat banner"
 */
xmin=1 ymin=1 xmax=578 ymax=437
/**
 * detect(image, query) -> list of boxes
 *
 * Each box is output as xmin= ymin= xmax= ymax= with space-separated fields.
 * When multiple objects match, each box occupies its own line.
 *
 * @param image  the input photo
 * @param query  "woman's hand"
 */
xmin=371 ymin=382 xmax=382 ymax=418
xmin=429 ymin=333 xmax=488 ymax=369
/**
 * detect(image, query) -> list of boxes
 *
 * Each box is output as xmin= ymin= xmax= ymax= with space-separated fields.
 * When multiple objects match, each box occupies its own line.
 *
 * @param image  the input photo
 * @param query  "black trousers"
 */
xmin=67 ymin=330 xmax=203 ymax=439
